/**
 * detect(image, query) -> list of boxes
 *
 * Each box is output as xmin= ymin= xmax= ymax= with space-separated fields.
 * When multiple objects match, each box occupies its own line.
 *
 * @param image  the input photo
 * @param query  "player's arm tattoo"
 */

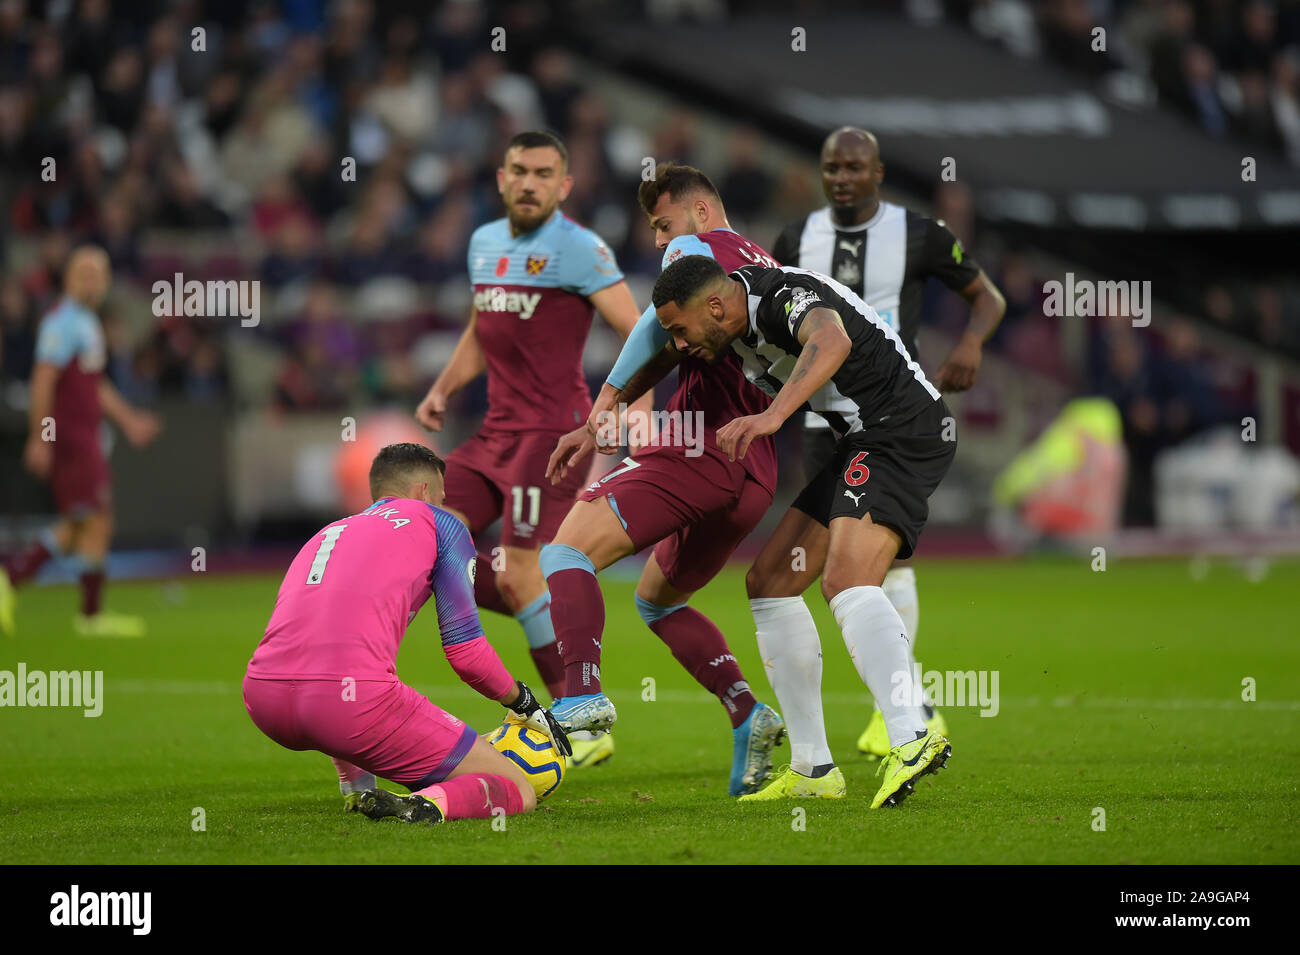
xmin=766 ymin=307 xmax=850 ymax=424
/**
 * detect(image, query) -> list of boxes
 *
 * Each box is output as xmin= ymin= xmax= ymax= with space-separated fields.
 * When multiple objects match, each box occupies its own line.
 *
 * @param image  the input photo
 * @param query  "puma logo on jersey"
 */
xmin=838 ymin=238 xmax=863 ymax=255
xmin=843 ymin=489 xmax=865 ymax=506
xmin=474 ymin=286 xmax=542 ymax=320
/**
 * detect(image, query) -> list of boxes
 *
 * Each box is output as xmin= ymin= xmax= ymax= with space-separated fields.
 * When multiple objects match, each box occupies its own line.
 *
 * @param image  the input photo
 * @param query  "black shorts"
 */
xmin=791 ymin=400 xmax=956 ymax=560
xmin=801 ymin=425 xmax=839 ymax=485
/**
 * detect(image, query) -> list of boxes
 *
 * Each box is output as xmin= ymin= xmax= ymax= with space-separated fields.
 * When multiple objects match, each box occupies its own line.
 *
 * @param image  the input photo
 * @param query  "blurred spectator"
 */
xmin=154 ymin=160 xmax=231 ymax=230
xmin=1181 ymin=44 xmax=1230 ymax=137
xmin=719 ymin=127 xmax=774 ymax=226
xmin=0 ymin=0 xmax=1289 ymax=448
xmin=532 ymin=47 xmax=582 ymax=134
xmin=406 ymin=197 xmax=475 ymax=284
xmin=91 ymin=193 xmax=142 ymax=278
xmin=1039 ymin=0 xmax=1113 ymax=78
xmin=261 ymin=213 xmax=325 ymax=288
xmin=0 ymin=277 xmax=34 ymax=381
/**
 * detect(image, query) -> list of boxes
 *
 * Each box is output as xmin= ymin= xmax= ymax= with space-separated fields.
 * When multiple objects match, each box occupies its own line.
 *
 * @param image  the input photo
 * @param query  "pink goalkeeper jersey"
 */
xmin=247 ymin=498 xmax=489 ymax=683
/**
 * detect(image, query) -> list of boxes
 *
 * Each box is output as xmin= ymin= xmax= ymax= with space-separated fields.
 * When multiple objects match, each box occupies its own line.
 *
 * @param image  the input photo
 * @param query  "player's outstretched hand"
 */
xmin=22 ymin=435 xmax=52 ymax=478
xmin=546 ymin=426 xmax=596 ymax=484
xmin=716 ymin=410 xmax=781 ymax=463
xmin=933 ymin=335 xmax=982 ymax=392
xmin=415 ymin=389 xmax=448 ymax=431
xmin=124 ymin=410 xmax=162 ymax=448
xmin=506 ymin=680 xmax=573 ymax=757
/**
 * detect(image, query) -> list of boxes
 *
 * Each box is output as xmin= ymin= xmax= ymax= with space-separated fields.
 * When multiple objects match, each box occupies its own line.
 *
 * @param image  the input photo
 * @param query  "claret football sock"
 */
xmin=638 ymin=597 xmax=755 ymax=728
xmin=516 ymin=593 xmax=565 ymax=699
xmin=472 ymin=554 xmax=512 ymax=616
xmin=3 ymin=534 xmax=57 ymax=585
xmin=78 ymin=564 xmax=105 ymax=616
xmin=539 ymin=545 xmax=605 ymax=697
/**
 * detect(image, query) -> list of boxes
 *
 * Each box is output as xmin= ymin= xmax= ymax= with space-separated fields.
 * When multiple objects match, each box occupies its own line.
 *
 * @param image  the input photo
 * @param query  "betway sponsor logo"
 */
xmin=475 ymin=287 xmax=542 ymax=320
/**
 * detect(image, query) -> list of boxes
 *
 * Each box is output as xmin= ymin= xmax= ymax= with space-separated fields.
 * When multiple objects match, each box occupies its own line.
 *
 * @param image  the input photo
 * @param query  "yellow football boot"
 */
xmin=0 ymin=568 xmax=14 ymax=636
xmin=567 ymin=730 xmax=615 ymax=768
xmin=870 ymin=730 xmax=951 ymax=809
xmin=859 ymin=706 xmax=949 ymax=759
xmin=738 ymin=764 xmax=846 ymax=801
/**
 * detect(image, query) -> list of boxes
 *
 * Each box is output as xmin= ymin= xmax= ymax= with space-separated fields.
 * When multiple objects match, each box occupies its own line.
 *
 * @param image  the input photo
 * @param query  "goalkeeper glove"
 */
xmin=505 ymin=680 xmax=573 ymax=757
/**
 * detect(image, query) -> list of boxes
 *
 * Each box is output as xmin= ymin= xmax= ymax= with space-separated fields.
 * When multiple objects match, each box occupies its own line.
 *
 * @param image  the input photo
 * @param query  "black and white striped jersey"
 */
xmin=772 ymin=202 xmax=979 ymax=430
xmin=728 ymin=265 xmax=940 ymax=437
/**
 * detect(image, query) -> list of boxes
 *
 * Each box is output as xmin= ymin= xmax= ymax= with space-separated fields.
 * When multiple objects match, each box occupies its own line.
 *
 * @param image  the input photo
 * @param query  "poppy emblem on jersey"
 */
xmin=526 ymin=255 xmax=548 ymax=275
xmin=496 ymin=256 xmax=510 ymax=277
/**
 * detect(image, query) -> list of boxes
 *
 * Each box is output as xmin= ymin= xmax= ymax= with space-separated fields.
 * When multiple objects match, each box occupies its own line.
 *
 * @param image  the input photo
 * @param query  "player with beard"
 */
xmin=772 ymin=127 xmax=1006 ymax=758
xmin=538 ymin=163 xmax=786 ymax=795
xmin=415 ymin=131 xmax=649 ymax=723
xmin=652 ymin=255 xmax=955 ymax=808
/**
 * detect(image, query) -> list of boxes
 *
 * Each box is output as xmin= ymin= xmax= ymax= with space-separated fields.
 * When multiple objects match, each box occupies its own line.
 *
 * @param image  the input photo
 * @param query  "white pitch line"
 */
xmin=105 ymin=680 xmax=1300 ymax=711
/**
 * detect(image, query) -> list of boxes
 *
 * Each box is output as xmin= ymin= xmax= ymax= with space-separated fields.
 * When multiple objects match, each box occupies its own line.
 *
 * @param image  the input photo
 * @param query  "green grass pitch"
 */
xmin=2 ymin=557 xmax=1297 ymax=864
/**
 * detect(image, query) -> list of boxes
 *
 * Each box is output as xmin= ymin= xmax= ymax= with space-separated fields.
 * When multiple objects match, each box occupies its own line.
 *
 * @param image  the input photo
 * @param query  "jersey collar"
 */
xmin=820 ymin=202 xmax=884 ymax=233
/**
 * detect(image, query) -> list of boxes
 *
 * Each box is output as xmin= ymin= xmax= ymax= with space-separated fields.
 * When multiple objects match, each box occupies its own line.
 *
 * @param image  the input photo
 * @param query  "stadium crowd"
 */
xmin=0 ymin=0 xmax=1283 ymax=527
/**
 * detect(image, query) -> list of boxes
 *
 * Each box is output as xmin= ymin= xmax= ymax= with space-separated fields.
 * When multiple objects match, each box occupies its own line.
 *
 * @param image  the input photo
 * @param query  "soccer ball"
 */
xmin=487 ymin=717 xmax=567 ymax=801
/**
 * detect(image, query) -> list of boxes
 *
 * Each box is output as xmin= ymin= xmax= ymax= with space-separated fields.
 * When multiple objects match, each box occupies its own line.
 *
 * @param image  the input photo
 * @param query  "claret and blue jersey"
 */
xmin=468 ymin=211 xmax=624 ymax=433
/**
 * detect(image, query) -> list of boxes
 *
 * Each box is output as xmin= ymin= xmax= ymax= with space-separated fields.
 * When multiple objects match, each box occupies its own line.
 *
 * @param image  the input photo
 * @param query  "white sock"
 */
xmin=829 ymin=585 xmax=926 ymax=748
xmin=339 ymin=772 xmax=377 ymax=795
xmin=881 ymin=566 xmax=936 ymax=716
xmin=882 ymin=566 xmax=918 ymax=642
xmin=333 ymin=757 xmax=377 ymax=795
xmin=751 ymin=596 xmax=833 ymax=774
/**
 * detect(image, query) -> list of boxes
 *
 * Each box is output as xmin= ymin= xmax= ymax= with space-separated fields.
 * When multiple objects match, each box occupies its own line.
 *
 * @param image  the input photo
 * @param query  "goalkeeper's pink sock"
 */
xmin=413 ymin=774 xmax=526 ymax=819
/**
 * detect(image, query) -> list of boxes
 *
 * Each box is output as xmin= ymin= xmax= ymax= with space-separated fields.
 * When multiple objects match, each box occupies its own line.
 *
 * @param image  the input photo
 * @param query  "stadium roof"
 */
xmin=586 ymin=13 xmax=1300 ymax=232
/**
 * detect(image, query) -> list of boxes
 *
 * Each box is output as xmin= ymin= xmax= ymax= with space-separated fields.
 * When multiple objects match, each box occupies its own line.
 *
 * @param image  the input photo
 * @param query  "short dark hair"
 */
xmin=369 ymin=442 xmax=445 ymax=500
xmin=637 ymin=162 xmax=721 ymax=217
xmin=651 ymin=255 xmax=727 ymax=310
xmin=505 ymin=129 xmax=568 ymax=168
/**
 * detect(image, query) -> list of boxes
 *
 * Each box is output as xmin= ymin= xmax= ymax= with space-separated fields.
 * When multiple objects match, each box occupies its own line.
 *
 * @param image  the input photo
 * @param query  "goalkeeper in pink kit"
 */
xmin=243 ymin=443 xmax=570 ymax=826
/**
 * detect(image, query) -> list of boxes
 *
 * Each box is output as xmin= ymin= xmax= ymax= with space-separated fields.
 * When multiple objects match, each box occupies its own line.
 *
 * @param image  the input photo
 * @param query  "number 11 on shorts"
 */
xmin=512 ymin=485 xmax=541 ymax=527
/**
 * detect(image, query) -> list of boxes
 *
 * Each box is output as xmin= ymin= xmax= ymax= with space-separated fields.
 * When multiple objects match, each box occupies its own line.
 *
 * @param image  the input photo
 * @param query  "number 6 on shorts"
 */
xmin=844 ymin=452 xmax=870 ymax=487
